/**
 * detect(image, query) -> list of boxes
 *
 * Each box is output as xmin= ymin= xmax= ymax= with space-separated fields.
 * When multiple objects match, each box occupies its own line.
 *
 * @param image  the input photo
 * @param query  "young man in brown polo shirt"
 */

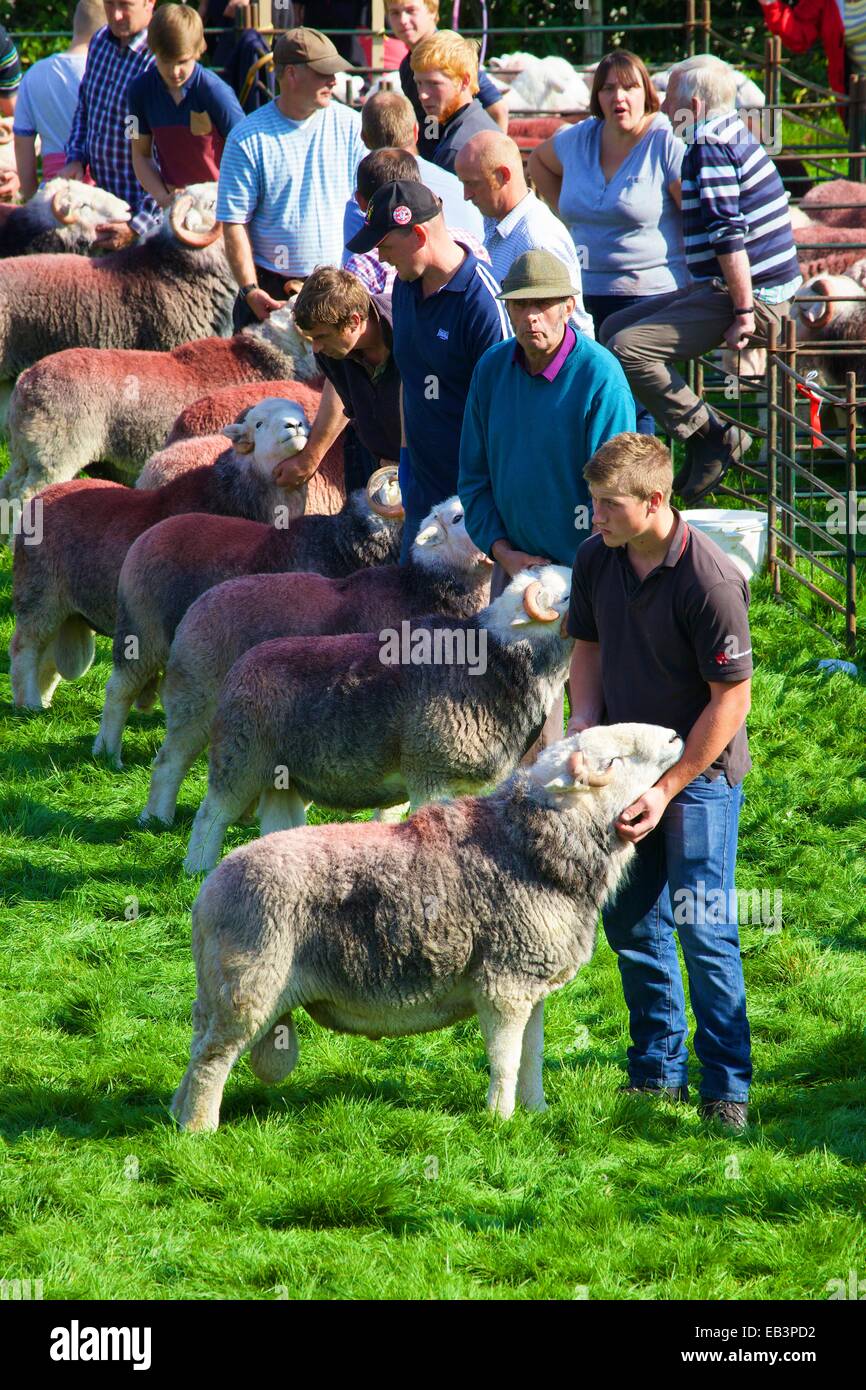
xmin=565 ymin=433 xmax=753 ymax=1132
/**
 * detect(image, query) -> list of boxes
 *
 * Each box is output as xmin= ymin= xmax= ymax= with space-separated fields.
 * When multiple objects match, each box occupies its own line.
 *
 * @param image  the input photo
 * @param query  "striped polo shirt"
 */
xmin=0 ymin=26 xmax=20 ymax=95
xmin=216 ymin=97 xmax=365 ymax=276
xmin=681 ymin=112 xmax=801 ymax=293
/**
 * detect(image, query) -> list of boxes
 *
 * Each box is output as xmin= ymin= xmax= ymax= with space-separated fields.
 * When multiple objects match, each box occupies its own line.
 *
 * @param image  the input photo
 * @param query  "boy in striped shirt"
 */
xmin=600 ymin=56 xmax=801 ymax=503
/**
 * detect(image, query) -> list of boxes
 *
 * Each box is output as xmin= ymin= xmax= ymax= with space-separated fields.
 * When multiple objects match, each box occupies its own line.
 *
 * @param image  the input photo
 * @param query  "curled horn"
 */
xmin=170 ymin=192 xmax=222 ymax=247
xmin=366 ymin=464 xmax=404 ymax=519
xmin=567 ymin=750 xmax=615 ymax=787
xmin=51 ymin=188 xmax=78 ymax=225
xmin=522 ymin=579 xmax=558 ymax=622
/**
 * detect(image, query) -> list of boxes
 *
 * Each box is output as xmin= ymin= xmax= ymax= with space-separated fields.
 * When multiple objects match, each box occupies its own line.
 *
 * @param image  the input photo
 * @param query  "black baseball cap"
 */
xmin=346 ymin=180 xmax=442 ymax=255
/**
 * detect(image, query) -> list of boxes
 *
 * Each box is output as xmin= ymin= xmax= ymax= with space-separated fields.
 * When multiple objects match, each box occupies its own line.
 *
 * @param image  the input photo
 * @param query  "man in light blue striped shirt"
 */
xmin=454 ymin=131 xmax=594 ymax=338
xmin=216 ymin=27 xmax=365 ymax=329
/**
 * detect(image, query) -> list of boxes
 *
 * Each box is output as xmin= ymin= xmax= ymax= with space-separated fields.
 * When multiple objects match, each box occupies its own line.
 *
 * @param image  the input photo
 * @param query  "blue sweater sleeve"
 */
xmin=477 ymin=68 xmax=503 ymax=110
xmin=458 ymin=363 xmax=510 ymax=559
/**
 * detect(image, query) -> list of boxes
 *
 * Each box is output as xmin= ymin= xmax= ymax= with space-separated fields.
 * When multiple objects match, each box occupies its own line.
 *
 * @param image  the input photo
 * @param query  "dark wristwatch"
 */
xmin=241 ymin=283 xmax=258 ymax=299
xmin=733 ymin=305 xmax=755 ymax=315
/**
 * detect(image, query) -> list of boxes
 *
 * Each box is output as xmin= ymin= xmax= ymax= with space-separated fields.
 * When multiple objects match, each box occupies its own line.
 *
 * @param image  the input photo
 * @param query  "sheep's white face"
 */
xmin=484 ymin=564 xmax=572 ymax=640
xmin=530 ymin=724 xmax=684 ymax=817
xmin=412 ymin=496 xmax=493 ymax=574
xmin=40 ymin=178 xmax=130 ymax=229
xmin=222 ymin=398 xmax=310 ymax=474
xmin=793 ymin=272 xmax=866 ymax=332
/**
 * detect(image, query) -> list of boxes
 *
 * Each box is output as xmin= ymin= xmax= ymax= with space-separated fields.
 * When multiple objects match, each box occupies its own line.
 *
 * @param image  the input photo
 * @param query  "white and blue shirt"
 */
xmin=342 ymin=153 xmax=484 ymax=259
xmin=14 ymin=51 xmax=86 ymax=157
xmin=554 ymin=112 xmax=688 ymax=296
xmin=216 ymin=97 xmax=365 ymax=275
xmin=484 ymin=190 xmax=595 ymax=338
xmin=392 ymin=251 xmax=512 ymax=509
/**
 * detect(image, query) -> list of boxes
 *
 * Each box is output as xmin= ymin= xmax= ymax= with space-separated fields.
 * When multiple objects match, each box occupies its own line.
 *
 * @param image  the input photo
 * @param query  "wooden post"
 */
xmin=371 ymin=0 xmax=384 ymax=78
xmin=585 ymin=0 xmax=604 ymax=65
xmin=782 ymin=316 xmax=797 ymax=570
xmin=685 ymin=0 xmax=696 ymax=58
xmin=848 ymin=72 xmax=866 ymax=183
xmin=845 ymin=370 xmax=858 ymax=652
xmin=766 ymin=323 xmax=779 ymax=590
xmin=701 ymin=0 xmax=711 ymax=53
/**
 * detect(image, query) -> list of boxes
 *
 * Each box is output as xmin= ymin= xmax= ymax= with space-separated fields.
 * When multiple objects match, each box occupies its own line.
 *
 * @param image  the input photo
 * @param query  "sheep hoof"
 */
xmin=137 ymin=810 xmax=172 ymax=829
xmin=521 ymin=1095 xmax=549 ymax=1114
xmin=92 ymin=734 xmax=123 ymax=770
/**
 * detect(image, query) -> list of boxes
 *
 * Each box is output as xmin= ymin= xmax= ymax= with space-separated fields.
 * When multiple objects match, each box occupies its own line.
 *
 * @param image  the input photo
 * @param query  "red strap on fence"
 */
xmin=795 ymin=381 xmax=823 ymax=449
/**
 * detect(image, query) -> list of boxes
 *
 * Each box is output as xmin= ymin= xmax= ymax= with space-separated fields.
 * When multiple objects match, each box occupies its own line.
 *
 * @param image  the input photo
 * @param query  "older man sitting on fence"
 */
xmin=599 ymin=56 xmax=801 ymax=503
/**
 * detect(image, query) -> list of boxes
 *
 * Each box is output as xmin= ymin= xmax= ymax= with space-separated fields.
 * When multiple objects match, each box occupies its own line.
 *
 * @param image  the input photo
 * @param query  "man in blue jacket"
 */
xmin=459 ymin=249 xmax=635 ymax=755
xmin=347 ymin=177 xmax=511 ymax=560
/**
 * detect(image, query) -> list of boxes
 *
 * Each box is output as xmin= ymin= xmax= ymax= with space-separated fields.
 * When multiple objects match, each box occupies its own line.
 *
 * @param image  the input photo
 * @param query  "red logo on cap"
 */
xmin=393 ymin=205 xmax=412 ymax=225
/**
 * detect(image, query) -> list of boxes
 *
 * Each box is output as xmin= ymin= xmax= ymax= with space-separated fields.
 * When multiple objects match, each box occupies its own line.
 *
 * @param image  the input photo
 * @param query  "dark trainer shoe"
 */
xmin=699 ymin=1099 xmax=749 ymax=1132
xmin=680 ymin=419 xmax=752 ymax=504
xmin=619 ymin=1083 xmax=690 ymax=1103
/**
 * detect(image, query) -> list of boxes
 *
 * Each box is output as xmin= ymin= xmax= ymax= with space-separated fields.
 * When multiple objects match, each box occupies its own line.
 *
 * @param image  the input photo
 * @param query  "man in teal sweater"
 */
xmin=459 ymin=248 xmax=635 ymax=757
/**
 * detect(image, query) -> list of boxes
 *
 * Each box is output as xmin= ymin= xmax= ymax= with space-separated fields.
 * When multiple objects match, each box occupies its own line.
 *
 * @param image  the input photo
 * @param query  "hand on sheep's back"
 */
xmin=246 ymin=288 xmax=287 ymax=323
xmin=94 ymin=220 xmax=137 ymax=251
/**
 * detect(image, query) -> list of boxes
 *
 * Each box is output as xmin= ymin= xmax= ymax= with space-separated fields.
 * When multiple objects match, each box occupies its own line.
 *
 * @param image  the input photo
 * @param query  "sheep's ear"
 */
xmin=222 ymin=422 xmax=254 ymax=452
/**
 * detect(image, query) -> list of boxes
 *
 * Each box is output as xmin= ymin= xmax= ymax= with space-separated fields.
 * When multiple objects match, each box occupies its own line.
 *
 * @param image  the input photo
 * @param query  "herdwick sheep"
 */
xmin=171 ymin=722 xmax=684 ymax=1131
xmin=799 ymin=177 xmax=866 ymax=230
xmin=0 ymin=184 xmax=237 ymax=393
xmin=791 ymin=263 xmax=866 ymax=388
xmin=0 ymin=179 xmax=131 ymax=258
xmin=93 ymin=474 xmax=405 ymax=766
xmin=1 ymin=304 xmax=319 ymax=509
xmin=9 ymin=399 xmax=313 ymax=710
xmin=141 ymin=496 xmax=494 ymax=826
xmin=487 ymin=53 xmax=591 ymax=113
xmin=137 ymin=379 xmax=345 ymax=515
xmin=793 ymin=220 xmax=866 ymax=280
xmin=181 ymin=565 xmax=574 ymax=874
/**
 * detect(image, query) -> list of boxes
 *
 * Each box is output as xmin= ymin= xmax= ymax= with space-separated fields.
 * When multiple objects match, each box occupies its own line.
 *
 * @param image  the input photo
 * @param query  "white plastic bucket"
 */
xmin=681 ymin=508 xmax=768 ymax=584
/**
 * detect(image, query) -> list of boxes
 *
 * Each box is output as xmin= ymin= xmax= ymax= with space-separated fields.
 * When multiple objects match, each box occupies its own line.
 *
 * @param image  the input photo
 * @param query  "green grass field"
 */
xmin=1 ymin=451 xmax=865 ymax=1301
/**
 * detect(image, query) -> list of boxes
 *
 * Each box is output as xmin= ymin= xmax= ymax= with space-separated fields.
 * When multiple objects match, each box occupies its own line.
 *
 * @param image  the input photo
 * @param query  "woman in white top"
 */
xmin=529 ymin=50 xmax=688 ymax=433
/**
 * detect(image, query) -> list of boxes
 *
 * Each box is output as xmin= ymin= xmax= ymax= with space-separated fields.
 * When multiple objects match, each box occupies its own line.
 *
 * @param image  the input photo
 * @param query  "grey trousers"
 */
xmin=491 ymin=562 xmax=566 ymax=765
xmin=599 ymin=281 xmax=789 ymax=442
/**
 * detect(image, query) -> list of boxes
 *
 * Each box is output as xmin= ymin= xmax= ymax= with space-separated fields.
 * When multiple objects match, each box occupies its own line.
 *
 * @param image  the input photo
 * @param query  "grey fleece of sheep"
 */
xmin=172 ymin=723 xmax=684 ymax=1130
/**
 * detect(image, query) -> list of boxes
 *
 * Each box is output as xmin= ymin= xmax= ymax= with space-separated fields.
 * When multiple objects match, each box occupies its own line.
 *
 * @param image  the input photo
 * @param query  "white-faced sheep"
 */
xmin=9 ymin=399 xmax=317 ymax=711
xmin=181 ymin=565 xmax=573 ymax=874
xmin=93 ymin=475 xmax=405 ymax=766
xmin=0 ymin=179 xmax=131 ymax=258
xmin=136 ymin=380 xmax=345 ymax=515
xmin=171 ymin=723 xmax=684 ymax=1131
xmin=1 ymin=303 xmax=319 ymax=508
xmin=141 ymin=497 xmax=493 ymax=826
xmin=487 ymin=53 xmax=591 ymax=113
xmin=0 ymin=185 xmax=237 ymax=395
xmin=791 ymin=262 xmax=866 ymax=388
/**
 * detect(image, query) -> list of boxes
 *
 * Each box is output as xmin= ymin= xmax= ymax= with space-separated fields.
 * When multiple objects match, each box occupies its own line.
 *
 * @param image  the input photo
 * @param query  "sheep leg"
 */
xmin=476 ymin=997 xmax=535 ymax=1120
xmin=93 ymin=664 xmax=156 ymax=767
xmin=37 ymin=647 xmax=61 ymax=707
xmin=172 ymin=1026 xmax=249 ymax=1133
xmin=405 ymin=779 xmax=451 ymax=815
xmin=9 ymin=630 xmax=52 ymax=709
xmin=141 ymin=728 xmax=207 ymax=826
xmin=257 ymin=785 xmax=308 ymax=836
xmin=184 ymin=790 xmax=242 ymax=875
xmin=516 ymin=1001 xmax=548 ymax=1113
xmin=373 ymin=803 xmax=410 ymax=824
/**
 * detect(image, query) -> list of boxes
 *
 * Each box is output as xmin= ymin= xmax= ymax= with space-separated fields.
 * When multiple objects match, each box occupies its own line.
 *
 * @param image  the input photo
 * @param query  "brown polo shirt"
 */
xmin=567 ymin=510 xmax=752 ymax=785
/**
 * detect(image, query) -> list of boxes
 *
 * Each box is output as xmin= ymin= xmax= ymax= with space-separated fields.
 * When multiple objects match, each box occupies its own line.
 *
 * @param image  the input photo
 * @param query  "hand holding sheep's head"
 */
xmin=530 ymin=724 xmax=684 ymax=815
xmin=222 ymin=398 xmax=311 ymax=474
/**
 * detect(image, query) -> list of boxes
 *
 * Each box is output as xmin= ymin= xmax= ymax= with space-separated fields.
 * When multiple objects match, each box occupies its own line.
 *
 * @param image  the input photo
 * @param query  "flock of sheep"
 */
xmin=2 ymin=139 xmax=862 ymax=1128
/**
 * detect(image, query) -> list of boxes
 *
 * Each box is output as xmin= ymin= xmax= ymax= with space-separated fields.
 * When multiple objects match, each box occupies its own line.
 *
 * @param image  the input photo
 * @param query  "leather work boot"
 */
xmin=618 ymin=1083 xmax=690 ymax=1103
xmin=678 ymin=413 xmax=752 ymax=503
xmin=699 ymin=1099 xmax=749 ymax=1132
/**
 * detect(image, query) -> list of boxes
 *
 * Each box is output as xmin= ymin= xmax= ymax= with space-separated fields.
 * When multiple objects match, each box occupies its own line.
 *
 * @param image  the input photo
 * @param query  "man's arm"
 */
xmin=13 ymin=134 xmax=37 ymax=200
xmin=486 ymin=98 xmax=509 ymax=133
xmin=717 ymin=248 xmax=756 ymax=352
xmin=565 ymin=640 xmax=604 ymax=734
xmin=222 ymin=221 xmax=285 ymax=320
xmin=616 ymin=679 xmax=751 ymax=843
xmin=132 ymin=135 xmax=174 ymax=208
xmin=272 ymin=377 xmax=349 ymax=487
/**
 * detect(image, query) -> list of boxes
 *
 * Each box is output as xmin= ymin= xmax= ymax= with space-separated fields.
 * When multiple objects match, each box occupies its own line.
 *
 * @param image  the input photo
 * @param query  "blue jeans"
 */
xmin=602 ymin=773 xmax=751 ymax=1102
xmin=584 ymin=293 xmax=664 ymax=436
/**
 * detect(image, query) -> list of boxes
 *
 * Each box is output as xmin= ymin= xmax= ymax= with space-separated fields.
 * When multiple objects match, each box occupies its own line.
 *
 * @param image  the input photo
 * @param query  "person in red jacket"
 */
xmin=758 ymin=0 xmax=851 ymax=118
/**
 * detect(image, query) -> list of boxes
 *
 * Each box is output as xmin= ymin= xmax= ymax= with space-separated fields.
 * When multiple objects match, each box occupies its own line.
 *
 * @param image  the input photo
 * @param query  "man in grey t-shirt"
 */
xmin=566 ymin=431 xmax=753 ymax=1134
